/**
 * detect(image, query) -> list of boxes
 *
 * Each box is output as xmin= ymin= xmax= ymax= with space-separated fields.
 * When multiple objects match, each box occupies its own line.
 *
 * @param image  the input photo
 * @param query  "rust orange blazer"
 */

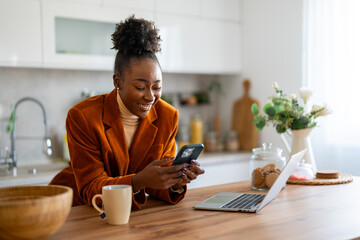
xmin=50 ymin=89 xmax=186 ymax=209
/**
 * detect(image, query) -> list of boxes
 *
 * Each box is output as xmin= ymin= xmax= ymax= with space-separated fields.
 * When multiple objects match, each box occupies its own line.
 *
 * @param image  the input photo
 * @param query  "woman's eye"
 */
xmin=153 ymin=87 xmax=162 ymax=90
xmin=135 ymin=86 xmax=145 ymax=90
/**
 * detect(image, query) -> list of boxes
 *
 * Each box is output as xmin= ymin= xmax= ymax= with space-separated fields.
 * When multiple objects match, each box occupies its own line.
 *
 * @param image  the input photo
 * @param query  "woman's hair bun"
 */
xmin=111 ymin=15 xmax=161 ymax=56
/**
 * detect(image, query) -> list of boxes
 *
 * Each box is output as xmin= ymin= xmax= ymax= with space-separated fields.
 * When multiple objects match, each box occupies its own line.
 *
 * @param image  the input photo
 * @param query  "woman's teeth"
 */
xmin=138 ymin=103 xmax=152 ymax=111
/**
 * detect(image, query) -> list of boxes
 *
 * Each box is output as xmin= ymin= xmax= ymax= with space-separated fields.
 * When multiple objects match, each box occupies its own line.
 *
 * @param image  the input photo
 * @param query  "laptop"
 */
xmin=193 ymin=149 xmax=307 ymax=213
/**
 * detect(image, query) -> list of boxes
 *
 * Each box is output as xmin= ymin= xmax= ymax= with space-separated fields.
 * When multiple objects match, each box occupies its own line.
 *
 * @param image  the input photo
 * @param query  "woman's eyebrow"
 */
xmin=133 ymin=79 xmax=161 ymax=83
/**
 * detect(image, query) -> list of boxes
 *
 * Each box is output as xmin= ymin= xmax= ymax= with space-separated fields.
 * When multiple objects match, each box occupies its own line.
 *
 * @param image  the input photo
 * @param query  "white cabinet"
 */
xmin=42 ymin=0 xmax=155 ymax=70
xmin=155 ymin=0 xmax=242 ymax=21
xmin=155 ymin=0 xmax=200 ymax=17
xmin=188 ymin=152 xmax=251 ymax=189
xmin=0 ymin=0 xmax=42 ymax=67
xmin=0 ymin=0 xmax=242 ymax=73
xmin=200 ymin=0 xmax=242 ymax=21
xmin=104 ymin=0 xmax=155 ymax=11
xmin=157 ymin=14 xmax=241 ymax=74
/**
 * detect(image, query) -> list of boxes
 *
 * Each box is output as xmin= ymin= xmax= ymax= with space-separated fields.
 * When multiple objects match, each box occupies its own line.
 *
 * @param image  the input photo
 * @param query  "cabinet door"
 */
xmin=0 ymin=0 xmax=42 ymax=67
xmin=156 ymin=14 xmax=241 ymax=74
xmin=200 ymin=0 xmax=242 ymax=22
xmin=104 ymin=0 xmax=155 ymax=11
xmin=42 ymin=0 xmax=154 ymax=70
xmin=155 ymin=0 xmax=200 ymax=17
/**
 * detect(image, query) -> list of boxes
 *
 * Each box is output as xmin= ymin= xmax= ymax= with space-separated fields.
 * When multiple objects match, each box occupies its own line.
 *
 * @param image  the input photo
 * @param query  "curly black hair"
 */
xmin=111 ymin=15 xmax=161 ymax=76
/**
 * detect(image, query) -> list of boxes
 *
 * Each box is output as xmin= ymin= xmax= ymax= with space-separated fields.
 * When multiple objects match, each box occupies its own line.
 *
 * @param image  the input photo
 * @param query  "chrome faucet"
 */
xmin=9 ymin=97 xmax=52 ymax=176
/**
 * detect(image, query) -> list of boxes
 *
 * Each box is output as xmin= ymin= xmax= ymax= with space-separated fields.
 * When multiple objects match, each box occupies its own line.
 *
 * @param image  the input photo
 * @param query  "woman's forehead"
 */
xmin=125 ymin=59 xmax=162 ymax=81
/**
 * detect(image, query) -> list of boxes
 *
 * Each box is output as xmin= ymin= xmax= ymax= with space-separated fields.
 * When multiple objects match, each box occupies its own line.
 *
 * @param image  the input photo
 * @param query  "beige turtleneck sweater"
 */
xmin=117 ymin=91 xmax=140 ymax=150
xmin=117 ymin=91 xmax=184 ymax=194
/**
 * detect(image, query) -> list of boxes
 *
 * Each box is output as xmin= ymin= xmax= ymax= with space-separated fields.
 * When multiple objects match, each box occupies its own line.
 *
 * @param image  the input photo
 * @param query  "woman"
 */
xmin=50 ymin=16 xmax=204 ymax=209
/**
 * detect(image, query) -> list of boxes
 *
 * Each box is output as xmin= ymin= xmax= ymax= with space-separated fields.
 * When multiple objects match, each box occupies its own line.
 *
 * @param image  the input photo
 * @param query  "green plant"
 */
xmin=251 ymin=82 xmax=331 ymax=133
xmin=161 ymin=94 xmax=174 ymax=106
xmin=6 ymin=105 xmax=15 ymax=133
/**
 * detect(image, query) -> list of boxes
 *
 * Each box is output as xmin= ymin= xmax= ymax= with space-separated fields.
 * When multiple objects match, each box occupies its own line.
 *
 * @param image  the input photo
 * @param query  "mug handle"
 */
xmin=92 ymin=194 xmax=103 ymax=213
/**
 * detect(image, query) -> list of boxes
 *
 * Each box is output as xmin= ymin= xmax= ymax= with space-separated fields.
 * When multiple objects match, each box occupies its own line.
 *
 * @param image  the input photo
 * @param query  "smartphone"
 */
xmin=171 ymin=144 xmax=204 ymax=165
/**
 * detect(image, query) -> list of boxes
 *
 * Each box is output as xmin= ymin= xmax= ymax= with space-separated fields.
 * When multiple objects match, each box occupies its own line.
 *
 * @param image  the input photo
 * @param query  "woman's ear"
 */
xmin=113 ymin=74 xmax=121 ymax=89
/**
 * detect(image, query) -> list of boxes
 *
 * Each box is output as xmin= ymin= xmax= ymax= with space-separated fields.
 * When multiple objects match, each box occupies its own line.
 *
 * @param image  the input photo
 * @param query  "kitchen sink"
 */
xmin=0 ymin=161 xmax=67 ymax=187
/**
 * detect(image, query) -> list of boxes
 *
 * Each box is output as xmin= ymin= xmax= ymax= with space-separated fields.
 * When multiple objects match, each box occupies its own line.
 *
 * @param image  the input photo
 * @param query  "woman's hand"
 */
xmin=172 ymin=160 xmax=205 ymax=189
xmin=131 ymin=158 xmax=188 ymax=192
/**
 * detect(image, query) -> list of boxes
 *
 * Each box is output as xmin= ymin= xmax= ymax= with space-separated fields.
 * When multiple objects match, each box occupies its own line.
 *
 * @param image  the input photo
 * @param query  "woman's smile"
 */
xmin=137 ymin=102 xmax=153 ymax=111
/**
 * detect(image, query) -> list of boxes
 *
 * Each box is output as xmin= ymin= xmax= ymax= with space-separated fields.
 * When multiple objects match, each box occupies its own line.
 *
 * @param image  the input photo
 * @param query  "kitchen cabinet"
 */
xmin=156 ymin=13 xmax=241 ymax=74
xmin=155 ymin=0 xmax=241 ymax=22
xmin=155 ymin=0 xmax=200 ymax=17
xmin=103 ymin=0 xmax=155 ymax=11
xmin=0 ymin=0 xmax=42 ymax=67
xmin=0 ymin=0 xmax=242 ymax=73
xmin=200 ymin=0 xmax=242 ymax=21
xmin=188 ymin=152 xmax=251 ymax=189
xmin=41 ymin=0 xmax=154 ymax=70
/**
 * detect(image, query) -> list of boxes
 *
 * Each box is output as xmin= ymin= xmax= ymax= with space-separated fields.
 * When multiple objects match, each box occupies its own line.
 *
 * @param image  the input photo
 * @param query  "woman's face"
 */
xmin=114 ymin=58 xmax=162 ymax=119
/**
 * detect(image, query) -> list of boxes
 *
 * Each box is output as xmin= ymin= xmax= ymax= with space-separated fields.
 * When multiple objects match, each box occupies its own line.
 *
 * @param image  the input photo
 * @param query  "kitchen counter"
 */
xmin=48 ymin=177 xmax=360 ymax=240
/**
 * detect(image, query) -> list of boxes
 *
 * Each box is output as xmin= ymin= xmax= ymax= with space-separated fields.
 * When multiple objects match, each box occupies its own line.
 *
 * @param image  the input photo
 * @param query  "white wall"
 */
xmin=241 ymin=0 xmax=304 ymax=155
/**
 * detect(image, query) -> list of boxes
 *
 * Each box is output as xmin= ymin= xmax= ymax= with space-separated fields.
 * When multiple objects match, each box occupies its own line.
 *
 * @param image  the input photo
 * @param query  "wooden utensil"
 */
xmin=232 ymin=79 xmax=259 ymax=151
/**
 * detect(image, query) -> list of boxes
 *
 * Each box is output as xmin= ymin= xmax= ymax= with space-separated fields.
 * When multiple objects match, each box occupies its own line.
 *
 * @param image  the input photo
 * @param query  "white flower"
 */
xmin=299 ymin=87 xmax=313 ymax=104
xmin=273 ymin=82 xmax=279 ymax=91
xmin=318 ymin=103 xmax=332 ymax=117
xmin=291 ymin=93 xmax=297 ymax=100
xmin=311 ymin=104 xmax=332 ymax=117
xmin=311 ymin=104 xmax=323 ymax=112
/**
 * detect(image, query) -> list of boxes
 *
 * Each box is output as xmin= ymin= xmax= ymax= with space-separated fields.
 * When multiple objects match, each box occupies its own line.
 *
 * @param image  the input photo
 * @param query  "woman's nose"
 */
xmin=144 ymin=89 xmax=155 ymax=101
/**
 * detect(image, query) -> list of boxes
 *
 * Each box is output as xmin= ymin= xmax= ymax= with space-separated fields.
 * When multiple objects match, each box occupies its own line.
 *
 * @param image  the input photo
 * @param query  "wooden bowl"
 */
xmin=0 ymin=185 xmax=73 ymax=240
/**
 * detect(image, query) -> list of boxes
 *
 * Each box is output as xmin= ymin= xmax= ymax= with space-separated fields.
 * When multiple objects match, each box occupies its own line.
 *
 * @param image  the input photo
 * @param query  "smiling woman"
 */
xmin=49 ymin=15 xmax=204 ymax=208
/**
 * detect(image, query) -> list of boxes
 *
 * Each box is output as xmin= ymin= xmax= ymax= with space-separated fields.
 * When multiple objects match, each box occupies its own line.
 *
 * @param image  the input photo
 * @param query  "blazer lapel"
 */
xmin=128 ymin=105 xmax=158 ymax=173
xmin=103 ymin=89 xmax=130 ymax=176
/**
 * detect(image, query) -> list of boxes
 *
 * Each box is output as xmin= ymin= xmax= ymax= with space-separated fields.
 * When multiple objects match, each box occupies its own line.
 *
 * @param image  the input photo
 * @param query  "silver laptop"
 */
xmin=193 ymin=149 xmax=306 ymax=213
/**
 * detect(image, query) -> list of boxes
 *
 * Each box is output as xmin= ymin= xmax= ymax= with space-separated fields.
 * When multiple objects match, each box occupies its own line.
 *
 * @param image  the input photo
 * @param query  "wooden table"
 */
xmin=49 ymin=177 xmax=360 ymax=240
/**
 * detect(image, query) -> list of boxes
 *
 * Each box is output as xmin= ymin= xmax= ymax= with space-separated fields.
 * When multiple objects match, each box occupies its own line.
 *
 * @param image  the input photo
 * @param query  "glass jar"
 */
xmin=289 ymin=160 xmax=315 ymax=180
xmin=177 ymin=126 xmax=190 ymax=151
xmin=225 ymin=131 xmax=239 ymax=152
xmin=250 ymin=143 xmax=286 ymax=190
xmin=204 ymin=131 xmax=217 ymax=152
xmin=190 ymin=114 xmax=203 ymax=144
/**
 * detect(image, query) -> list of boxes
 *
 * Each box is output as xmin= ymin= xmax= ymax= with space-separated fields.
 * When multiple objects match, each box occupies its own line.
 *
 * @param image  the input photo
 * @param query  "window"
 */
xmin=304 ymin=0 xmax=360 ymax=174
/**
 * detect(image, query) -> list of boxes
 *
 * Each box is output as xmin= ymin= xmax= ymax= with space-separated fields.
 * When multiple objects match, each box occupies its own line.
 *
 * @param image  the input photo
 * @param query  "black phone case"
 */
xmin=172 ymin=144 xmax=204 ymax=165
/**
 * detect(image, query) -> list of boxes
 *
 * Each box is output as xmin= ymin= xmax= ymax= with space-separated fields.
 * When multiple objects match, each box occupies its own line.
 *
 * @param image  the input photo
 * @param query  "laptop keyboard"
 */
xmin=221 ymin=194 xmax=265 ymax=210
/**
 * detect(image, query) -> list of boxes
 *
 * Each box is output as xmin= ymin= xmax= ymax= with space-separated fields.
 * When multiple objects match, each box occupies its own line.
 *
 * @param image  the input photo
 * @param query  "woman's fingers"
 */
xmin=143 ymin=158 xmax=204 ymax=189
xmin=154 ymin=158 xmax=174 ymax=167
xmin=190 ymin=160 xmax=200 ymax=166
xmin=182 ymin=167 xmax=197 ymax=180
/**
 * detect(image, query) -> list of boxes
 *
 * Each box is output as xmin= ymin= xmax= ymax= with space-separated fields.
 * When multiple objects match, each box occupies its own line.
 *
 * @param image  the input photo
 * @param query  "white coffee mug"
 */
xmin=92 ymin=185 xmax=132 ymax=225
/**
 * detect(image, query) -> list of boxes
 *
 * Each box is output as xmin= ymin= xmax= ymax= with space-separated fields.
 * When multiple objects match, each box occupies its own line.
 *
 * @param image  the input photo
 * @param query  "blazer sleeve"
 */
xmin=66 ymin=107 xmax=145 ymax=209
xmin=145 ymin=110 xmax=187 ymax=204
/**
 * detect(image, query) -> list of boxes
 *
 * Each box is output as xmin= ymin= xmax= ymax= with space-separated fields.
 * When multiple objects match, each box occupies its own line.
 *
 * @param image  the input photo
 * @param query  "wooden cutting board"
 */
xmin=231 ymin=79 xmax=259 ymax=151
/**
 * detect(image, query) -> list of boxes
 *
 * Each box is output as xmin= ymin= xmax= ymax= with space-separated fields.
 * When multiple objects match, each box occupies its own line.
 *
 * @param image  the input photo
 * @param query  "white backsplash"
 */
xmin=0 ymin=67 xmax=241 ymax=166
